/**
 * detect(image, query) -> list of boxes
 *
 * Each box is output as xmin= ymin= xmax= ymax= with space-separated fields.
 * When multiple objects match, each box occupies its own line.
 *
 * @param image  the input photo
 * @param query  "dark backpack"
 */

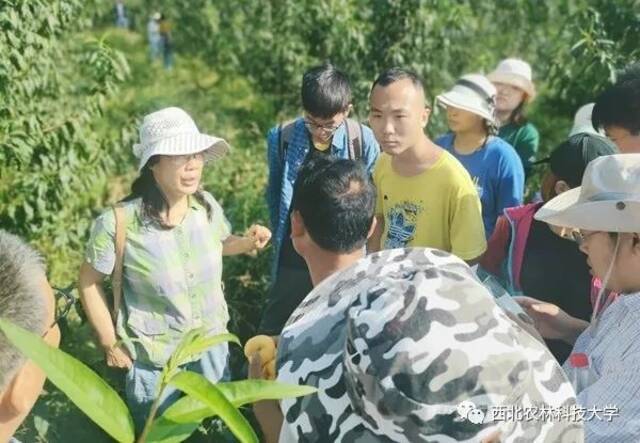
xmin=277 ymin=118 xmax=364 ymax=163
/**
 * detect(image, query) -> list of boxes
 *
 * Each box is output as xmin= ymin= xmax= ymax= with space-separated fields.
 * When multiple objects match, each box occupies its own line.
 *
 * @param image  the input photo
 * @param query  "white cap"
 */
xmin=133 ymin=107 xmax=229 ymax=171
xmin=436 ymin=74 xmax=497 ymax=122
xmin=488 ymin=58 xmax=536 ymax=100
xmin=569 ymin=103 xmax=604 ymax=137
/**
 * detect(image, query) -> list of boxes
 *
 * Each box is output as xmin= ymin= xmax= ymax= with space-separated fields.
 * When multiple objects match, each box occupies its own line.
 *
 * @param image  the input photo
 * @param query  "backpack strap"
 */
xmin=111 ymin=205 xmax=127 ymax=325
xmin=278 ymin=120 xmax=297 ymax=163
xmin=345 ymin=118 xmax=362 ymax=161
xmin=479 ymin=214 xmax=511 ymax=276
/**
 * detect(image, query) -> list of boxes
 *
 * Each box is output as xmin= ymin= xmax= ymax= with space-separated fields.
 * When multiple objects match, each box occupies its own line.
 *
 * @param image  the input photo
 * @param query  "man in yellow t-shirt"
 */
xmin=368 ymin=68 xmax=486 ymax=262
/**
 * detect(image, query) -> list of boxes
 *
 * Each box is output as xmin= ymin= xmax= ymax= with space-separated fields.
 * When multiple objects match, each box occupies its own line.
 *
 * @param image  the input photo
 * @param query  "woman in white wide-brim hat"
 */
xmin=516 ymin=153 xmax=640 ymax=441
xmin=78 ymin=107 xmax=271 ymax=431
xmin=488 ymin=58 xmax=540 ymax=179
xmin=436 ymin=73 xmax=525 ymax=238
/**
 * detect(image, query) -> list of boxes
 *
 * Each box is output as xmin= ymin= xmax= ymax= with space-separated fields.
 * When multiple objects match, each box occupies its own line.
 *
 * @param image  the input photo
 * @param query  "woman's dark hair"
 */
xmin=484 ymin=118 xmax=498 ymax=136
xmin=508 ymin=101 xmax=528 ymax=126
xmin=123 ymin=156 xmax=212 ymax=228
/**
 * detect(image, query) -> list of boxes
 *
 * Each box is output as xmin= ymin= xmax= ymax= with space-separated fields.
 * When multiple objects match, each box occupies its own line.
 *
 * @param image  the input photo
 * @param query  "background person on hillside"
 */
xmin=146 ymin=12 xmax=161 ymax=61
xmin=114 ymin=0 xmax=128 ymax=29
xmin=158 ymin=13 xmax=174 ymax=70
xmin=479 ymin=133 xmax=617 ymax=363
xmin=436 ymin=74 xmax=525 ymax=238
xmin=77 ymin=107 xmax=271 ymax=431
xmin=488 ymin=58 xmax=539 ymax=179
xmin=260 ymin=63 xmax=379 ymax=337
xmin=592 ymin=62 xmax=640 ymax=153
xmin=367 ymin=68 xmax=486 ymax=263
xmin=0 ymin=231 xmax=61 ymax=443
xmin=517 ymin=153 xmax=640 ymax=441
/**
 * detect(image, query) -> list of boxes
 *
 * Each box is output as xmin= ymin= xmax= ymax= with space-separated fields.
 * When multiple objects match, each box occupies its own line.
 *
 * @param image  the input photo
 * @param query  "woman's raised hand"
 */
xmin=247 ymin=224 xmax=272 ymax=250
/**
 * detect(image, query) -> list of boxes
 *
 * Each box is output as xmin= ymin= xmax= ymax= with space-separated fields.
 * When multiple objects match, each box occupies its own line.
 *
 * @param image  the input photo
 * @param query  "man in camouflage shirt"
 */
xmin=278 ymin=248 xmax=583 ymax=442
xmin=252 ymin=155 xmax=582 ymax=442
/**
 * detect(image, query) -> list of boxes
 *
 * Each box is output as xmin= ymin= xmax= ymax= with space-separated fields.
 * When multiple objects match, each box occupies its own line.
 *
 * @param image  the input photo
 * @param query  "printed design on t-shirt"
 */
xmin=384 ymin=200 xmax=424 ymax=249
xmin=471 ymin=176 xmax=483 ymax=198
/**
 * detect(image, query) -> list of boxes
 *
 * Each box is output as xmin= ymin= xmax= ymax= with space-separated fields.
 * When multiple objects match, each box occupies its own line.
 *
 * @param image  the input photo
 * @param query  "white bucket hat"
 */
xmin=133 ymin=107 xmax=230 ymax=171
xmin=569 ymin=103 xmax=604 ymax=137
xmin=436 ymin=74 xmax=497 ymax=122
xmin=488 ymin=58 xmax=536 ymax=100
xmin=535 ymin=154 xmax=640 ymax=232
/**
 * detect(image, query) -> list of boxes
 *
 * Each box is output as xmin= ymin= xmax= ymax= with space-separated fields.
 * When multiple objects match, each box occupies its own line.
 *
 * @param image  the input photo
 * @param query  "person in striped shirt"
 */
xmin=517 ymin=154 xmax=640 ymax=441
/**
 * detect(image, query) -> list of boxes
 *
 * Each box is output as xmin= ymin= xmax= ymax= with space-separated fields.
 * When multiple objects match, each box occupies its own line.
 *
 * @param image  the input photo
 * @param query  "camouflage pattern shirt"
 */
xmin=277 ymin=248 xmax=583 ymax=442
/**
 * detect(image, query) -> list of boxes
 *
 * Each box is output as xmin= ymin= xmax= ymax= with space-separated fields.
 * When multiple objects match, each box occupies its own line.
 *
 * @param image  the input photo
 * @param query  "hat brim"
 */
xmin=535 ymin=187 xmax=640 ymax=232
xmin=436 ymin=91 xmax=495 ymax=122
xmin=136 ymin=133 xmax=229 ymax=170
xmin=487 ymin=72 xmax=536 ymax=101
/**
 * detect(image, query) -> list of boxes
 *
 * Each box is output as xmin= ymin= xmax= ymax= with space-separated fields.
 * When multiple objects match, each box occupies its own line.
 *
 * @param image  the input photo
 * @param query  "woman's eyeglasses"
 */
xmin=570 ymin=230 xmax=601 ymax=246
xmin=167 ymin=152 xmax=205 ymax=167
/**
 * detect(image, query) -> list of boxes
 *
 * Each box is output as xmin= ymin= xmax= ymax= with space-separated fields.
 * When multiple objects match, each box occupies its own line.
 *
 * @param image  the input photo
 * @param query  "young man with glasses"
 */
xmin=0 ymin=230 xmax=61 ymax=443
xmin=261 ymin=63 xmax=379 ymax=336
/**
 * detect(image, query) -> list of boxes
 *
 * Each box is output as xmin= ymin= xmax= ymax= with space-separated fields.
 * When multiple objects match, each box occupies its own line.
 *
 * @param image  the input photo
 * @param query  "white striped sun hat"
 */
xmin=133 ymin=107 xmax=230 ymax=170
xmin=436 ymin=74 xmax=497 ymax=123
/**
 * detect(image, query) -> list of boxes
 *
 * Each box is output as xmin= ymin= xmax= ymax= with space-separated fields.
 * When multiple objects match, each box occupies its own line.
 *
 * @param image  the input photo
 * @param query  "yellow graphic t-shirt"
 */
xmin=373 ymin=151 xmax=487 ymax=260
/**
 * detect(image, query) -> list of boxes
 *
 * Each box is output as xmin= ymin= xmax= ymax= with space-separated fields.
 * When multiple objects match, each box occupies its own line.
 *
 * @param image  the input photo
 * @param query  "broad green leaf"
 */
xmin=146 ymin=380 xmax=317 ymax=443
xmin=166 ymin=329 xmax=240 ymax=373
xmin=0 ymin=319 xmax=135 ymax=443
xmin=174 ymin=332 xmax=240 ymax=367
xmin=169 ymin=371 xmax=258 ymax=443
xmin=217 ymin=379 xmax=318 ymax=407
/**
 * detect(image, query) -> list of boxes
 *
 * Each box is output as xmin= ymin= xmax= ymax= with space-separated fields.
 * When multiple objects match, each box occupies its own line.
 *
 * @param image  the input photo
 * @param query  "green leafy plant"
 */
xmin=0 ymin=319 xmax=315 ymax=443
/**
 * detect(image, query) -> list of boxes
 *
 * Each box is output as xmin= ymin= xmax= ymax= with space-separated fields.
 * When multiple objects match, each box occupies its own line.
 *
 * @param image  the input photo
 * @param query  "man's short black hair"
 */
xmin=301 ymin=64 xmax=352 ymax=119
xmin=617 ymin=62 xmax=640 ymax=84
xmin=592 ymin=63 xmax=640 ymax=134
xmin=291 ymin=155 xmax=375 ymax=253
xmin=370 ymin=67 xmax=427 ymax=100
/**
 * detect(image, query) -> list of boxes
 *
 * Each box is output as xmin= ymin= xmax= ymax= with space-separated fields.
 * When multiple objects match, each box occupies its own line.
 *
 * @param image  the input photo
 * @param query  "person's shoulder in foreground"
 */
xmin=277 ymin=247 xmax=582 ymax=443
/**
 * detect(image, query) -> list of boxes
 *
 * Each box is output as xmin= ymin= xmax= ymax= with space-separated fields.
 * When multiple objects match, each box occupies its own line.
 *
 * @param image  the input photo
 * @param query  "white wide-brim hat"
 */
xmin=436 ymin=74 xmax=497 ymax=123
xmin=133 ymin=106 xmax=230 ymax=171
xmin=535 ymin=154 xmax=640 ymax=232
xmin=487 ymin=58 xmax=536 ymax=100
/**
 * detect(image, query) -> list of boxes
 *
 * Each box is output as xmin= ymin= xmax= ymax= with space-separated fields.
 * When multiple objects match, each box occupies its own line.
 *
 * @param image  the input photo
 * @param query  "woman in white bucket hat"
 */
xmin=488 ymin=58 xmax=540 ymax=179
xmin=516 ymin=154 xmax=640 ymax=441
xmin=78 ymin=107 xmax=271 ymax=431
xmin=436 ymin=74 xmax=525 ymax=238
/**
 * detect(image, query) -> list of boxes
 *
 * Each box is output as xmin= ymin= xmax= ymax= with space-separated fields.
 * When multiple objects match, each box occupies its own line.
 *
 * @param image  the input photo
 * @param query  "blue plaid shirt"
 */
xmin=266 ymin=117 xmax=379 ymax=277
